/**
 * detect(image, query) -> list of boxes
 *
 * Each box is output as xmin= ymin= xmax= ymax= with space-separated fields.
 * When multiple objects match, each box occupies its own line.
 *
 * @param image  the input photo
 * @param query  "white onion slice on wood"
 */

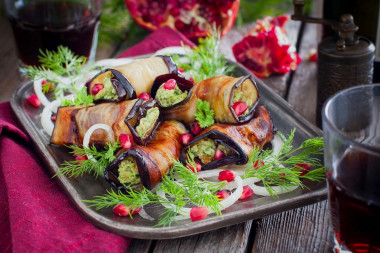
xmin=82 ymin=124 xmax=114 ymax=162
xmin=219 ymin=176 xmax=243 ymax=210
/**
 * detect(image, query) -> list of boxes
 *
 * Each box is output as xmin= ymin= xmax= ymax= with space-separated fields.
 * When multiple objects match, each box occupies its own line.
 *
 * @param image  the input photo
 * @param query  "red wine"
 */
xmin=327 ymin=150 xmax=380 ymax=253
xmin=7 ymin=1 xmax=100 ymax=66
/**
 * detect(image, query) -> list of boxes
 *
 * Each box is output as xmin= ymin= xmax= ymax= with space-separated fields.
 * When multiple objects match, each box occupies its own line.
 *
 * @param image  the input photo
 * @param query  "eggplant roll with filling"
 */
xmin=105 ymin=120 xmax=187 ymax=190
xmin=151 ymin=75 xmax=259 ymax=124
xmin=180 ymin=105 xmax=274 ymax=170
xmin=86 ymin=56 xmax=178 ymax=103
xmin=51 ymin=99 xmax=161 ymax=147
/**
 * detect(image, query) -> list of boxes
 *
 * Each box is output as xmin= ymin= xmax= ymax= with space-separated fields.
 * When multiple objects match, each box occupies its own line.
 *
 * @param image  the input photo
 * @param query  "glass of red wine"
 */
xmin=4 ymin=0 xmax=102 ymax=67
xmin=322 ymin=84 xmax=380 ymax=253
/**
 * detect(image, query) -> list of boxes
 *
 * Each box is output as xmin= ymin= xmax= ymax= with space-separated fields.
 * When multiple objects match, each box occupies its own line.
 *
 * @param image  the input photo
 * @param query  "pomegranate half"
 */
xmin=125 ymin=0 xmax=240 ymax=41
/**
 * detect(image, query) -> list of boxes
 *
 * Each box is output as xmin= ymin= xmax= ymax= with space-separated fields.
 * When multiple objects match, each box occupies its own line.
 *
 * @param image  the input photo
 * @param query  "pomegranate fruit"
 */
xmin=163 ymin=79 xmax=177 ymax=90
xmin=113 ymin=204 xmax=142 ymax=216
xmin=218 ymin=170 xmax=236 ymax=182
xmin=138 ymin=92 xmax=151 ymax=100
xmin=27 ymin=94 xmax=42 ymax=107
xmin=180 ymin=133 xmax=194 ymax=145
xmin=124 ymin=0 xmax=240 ymax=41
xmin=296 ymin=163 xmax=311 ymax=176
xmin=119 ymin=134 xmax=133 ymax=150
xmin=92 ymin=84 xmax=104 ymax=95
xmin=216 ymin=190 xmax=230 ymax=200
xmin=190 ymin=206 xmax=208 ymax=221
xmin=232 ymin=15 xmax=301 ymax=78
xmin=232 ymin=101 xmax=248 ymax=116
xmin=214 ymin=148 xmax=225 ymax=160
xmin=239 ymin=186 xmax=254 ymax=200
xmin=190 ymin=121 xmax=202 ymax=135
xmin=186 ymin=162 xmax=202 ymax=172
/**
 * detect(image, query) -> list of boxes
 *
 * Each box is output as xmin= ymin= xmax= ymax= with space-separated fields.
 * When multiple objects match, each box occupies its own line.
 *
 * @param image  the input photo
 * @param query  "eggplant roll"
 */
xmin=105 ymin=120 xmax=188 ymax=190
xmin=180 ymin=105 xmax=274 ymax=170
xmin=151 ymin=75 xmax=259 ymax=124
xmin=51 ymin=99 xmax=161 ymax=147
xmin=86 ymin=56 xmax=177 ymax=103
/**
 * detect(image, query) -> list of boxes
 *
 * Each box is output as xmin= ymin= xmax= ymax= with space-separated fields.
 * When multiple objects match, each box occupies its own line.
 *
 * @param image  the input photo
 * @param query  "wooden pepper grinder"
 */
xmin=291 ymin=0 xmax=375 ymax=127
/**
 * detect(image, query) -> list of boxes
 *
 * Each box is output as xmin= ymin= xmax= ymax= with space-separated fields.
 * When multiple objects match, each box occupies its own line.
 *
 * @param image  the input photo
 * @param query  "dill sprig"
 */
xmin=61 ymin=86 xmax=94 ymax=107
xmin=243 ymin=129 xmax=325 ymax=197
xmin=56 ymin=141 xmax=121 ymax=178
xmin=172 ymin=29 xmax=235 ymax=82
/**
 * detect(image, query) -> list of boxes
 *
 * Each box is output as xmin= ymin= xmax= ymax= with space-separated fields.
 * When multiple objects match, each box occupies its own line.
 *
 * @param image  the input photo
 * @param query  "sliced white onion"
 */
xmin=271 ymin=134 xmax=284 ymax=157
xmin=138 ymin=207 xmax=155 ymax=221
xmin=156 ymin=190 xmax=191 ymax=214
xmin=249 ymin=182 xmax=298 ymax=197
xmin=82 ymin=124 xmax=114 ymax=162
xmin=221 ymin=177 xmax=260 ymax=191
xmin=33 ymin=79 xmax=51 ymax=107
xmin=219 ymin=176 xmax=243 ymax=210
xmin=153 ymin=46 xmax=186 ymax=56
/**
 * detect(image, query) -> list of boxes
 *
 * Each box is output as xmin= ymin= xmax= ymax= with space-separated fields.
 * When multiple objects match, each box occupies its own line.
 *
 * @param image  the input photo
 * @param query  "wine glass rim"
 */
xmin=322 ymin=84 xmax=380 ymax=155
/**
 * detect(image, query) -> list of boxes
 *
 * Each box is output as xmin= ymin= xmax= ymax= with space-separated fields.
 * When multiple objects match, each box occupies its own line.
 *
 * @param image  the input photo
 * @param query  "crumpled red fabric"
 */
xmin=0 ymin=26 xmax=193 ymax=253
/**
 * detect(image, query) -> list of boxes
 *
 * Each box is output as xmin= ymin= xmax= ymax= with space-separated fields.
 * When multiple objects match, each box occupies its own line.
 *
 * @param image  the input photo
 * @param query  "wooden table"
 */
xmin=0 ymin=2 xmax=335 ymax=252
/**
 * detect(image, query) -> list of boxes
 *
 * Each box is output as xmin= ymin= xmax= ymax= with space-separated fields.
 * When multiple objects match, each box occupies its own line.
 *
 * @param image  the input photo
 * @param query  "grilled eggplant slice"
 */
xmin=151 ymin=75 xmax=259 ymax=124
xmin=105 ymin=120 xmax=187 ymax=190
xmin=50 ymin=99 xmax=161 ymax=147
xmin=180 ymin=105 xmax=274 ymax=170
xmin=86 ymin=56 xmax=178 ymax=103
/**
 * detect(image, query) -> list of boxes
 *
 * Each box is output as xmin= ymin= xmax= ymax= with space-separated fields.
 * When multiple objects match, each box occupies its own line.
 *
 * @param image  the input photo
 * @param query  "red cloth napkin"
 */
xmin=0 ymin=26 xmax=193 ymax=253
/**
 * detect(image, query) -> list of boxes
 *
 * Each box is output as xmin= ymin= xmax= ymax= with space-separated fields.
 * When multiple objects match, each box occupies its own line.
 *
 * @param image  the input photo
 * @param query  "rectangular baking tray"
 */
xmin=10 ymin=55 xmax=327 ymax=239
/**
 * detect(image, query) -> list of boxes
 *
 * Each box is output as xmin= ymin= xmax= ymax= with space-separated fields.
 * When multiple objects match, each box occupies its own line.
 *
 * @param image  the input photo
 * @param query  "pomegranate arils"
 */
xmin=190 ymin=121 xmax=202 ymax=135
xmin=138 ymin=92 xmax=151 ymax=101
xmin=51 ymin=115 xmax=57 ymax=121
xmin=190 ymin=207 xmax=208 ymax=221
xmin=74 ymin=155 xmax=87 ymax=165
xmin=113 ymin=204 xmax=141 ymax=216
xmin=296 ymin=163 xmax=311 ymax=176
xmin=27 ymin=94 xmax=42 ymax=107
xmin=163 ymin=79 xmax=176 ymax=90
xmin=189 ymin=77 xmax=194 ymax=83
xmin=214 ymin=148 xmax=225 ymax=160
xmin=92 ymin=84 xmax=104 ymax=95
xmin=239 ymin=186 xmax=254 ymax=200
xmin=232 ymin=101 xmax=248 ymax=116
xmin=308 ymin=49 xmax=318 ymax=62
xmin=218 ymin=170 xmax=236 ymax=182
xmin=253 ymin=160 xmax=264 ymax=170
xmin=186 ymin=162 xmax=202 ymax=172
xmin=216 ymin=190 xmax=230 ymax=200
xmin=178 ymin=67 xmax=185 ymax=73
xmin=119 ymin=134 xmax=133 ymax=150
xmin=180 ymin=133 xmax=194 ymax=145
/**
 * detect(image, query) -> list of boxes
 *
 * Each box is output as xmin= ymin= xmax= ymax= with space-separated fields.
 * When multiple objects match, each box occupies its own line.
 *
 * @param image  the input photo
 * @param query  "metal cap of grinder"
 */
xmin=291 ymin=0 xmax=375 ymax=127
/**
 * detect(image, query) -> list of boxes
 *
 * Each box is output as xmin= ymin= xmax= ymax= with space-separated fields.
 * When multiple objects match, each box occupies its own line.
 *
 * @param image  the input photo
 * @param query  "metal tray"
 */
xmin=10 ymin=56 xmax=327 ymax=239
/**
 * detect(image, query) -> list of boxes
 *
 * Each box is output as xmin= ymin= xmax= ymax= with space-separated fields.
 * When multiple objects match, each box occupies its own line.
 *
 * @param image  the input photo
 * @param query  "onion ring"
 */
xmin=82 ymin=124 xmax=114 ymax=162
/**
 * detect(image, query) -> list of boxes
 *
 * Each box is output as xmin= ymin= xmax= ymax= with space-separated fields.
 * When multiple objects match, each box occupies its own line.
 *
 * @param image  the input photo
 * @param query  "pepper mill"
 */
xmin=291 ymin=0 xmax=375 ymax=127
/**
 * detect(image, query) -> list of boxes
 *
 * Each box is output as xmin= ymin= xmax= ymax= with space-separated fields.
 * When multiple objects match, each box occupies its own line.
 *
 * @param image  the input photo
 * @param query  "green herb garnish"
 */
xmin=172 ymin=29 xmax=235 ymax=82
xmin=61 ymin=87 xmax=94 ymax=107
xmin=194 ymin=99 xmax=215 ymax=128
xmin=243 ymin=129 xmax=325 ymax=197
xmin=56 ymin=141 xmax=121 ymax=178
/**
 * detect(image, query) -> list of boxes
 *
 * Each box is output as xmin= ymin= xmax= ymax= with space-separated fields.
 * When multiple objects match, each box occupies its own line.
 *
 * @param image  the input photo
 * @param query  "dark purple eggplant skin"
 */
xmin=229 ymin=75 xmax=260 ymax=123
xmin=150 ymin=73 xmax=194 ymax=109
xmin=160 ymin=55 xmax=178 ymax=74
xmin=104 ymin=148 xmax=157 ymax=191
xmin=124 ymin=99 xmax=161 ymax=146
xmin=180 ymin=130 xmax=247 ymax=171
xmin=85 ymin=68 xmax=136 ymax=103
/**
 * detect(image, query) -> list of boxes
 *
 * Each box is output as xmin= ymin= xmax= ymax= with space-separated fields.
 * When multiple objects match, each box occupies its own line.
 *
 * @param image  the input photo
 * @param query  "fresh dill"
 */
xmin=171 ymin=29 xmax=235 ymax=82
xmin=243 ymin=129 xmax=325 ymax=197
xmin=61 ymin=87 xmax=94 ymax=107
xmin=56 ymin=141 xmax=121 ymax=178
xmin=194 ymin=99 xmax=215 ymax=128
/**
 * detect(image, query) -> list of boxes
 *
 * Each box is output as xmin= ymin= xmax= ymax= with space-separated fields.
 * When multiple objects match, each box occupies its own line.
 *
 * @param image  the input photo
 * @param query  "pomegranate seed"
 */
xmin=113 ymin=204 xmax=141 ymax=216
xmin=41 ymin=80 xmax=54 ymax=91
xmin=92 ymin=84 xmax=104 ymax=95
xmin=180 ymin=133 xmax=193 ymax=145
xmin=253 ymin=160 xmax=264 ymax=170
xmin=232 ymin=101 xmax=248 ymax=116
xmin=216 ymin=190 xmax=230 ymax=200
xmin=308 ymin=49 xmax=317 ymax=62
xmin=239 ymin=186 xmax=254 ymax=200
xmin=218 ymin=170 xmax=236 ymax=182
xmin=189 ymin=77 xmax=194 ymax=83
xmin=138 ymin=92 xmax=151 ymax=101
xmin=279 ymin=173 xmax=286 ymax=181
xmin=186 ymin=162 xmax=202 ymax=172
xmin=178 ymin=67 xmax=185 ymax=73
xmin=75 ymin=155 xmax=87 ymax=165
xmin=163 ymin=79 xmax=176 ymax=90
xmin=190 ymin=121 xmax=202 ymax=135
xmin=119 ymin=134 xmax=133 ymax=150
xmin=131 ymin=206 xmax=142 ymax=214
xmin=51 ymin=115 xmax=57 ymax=121
xmin=296 ymin=163 xmax=311 ymax=176
xmin=190 ymin=207 xmax=208 ymax=221
xmin=27 ymin=94 xmax=42 ymax=107
xmin=214 ymin=148 xmax=225 ymax=160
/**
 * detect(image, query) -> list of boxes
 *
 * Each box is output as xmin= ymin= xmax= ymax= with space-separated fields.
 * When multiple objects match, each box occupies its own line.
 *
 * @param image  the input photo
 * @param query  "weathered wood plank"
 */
xmin=252 ymin=201 xmax=334 ymax=253
xmin=153 ymin=220 xmax=254 ymax=253
xmin=287 ymin=22 xmax=319 ymax=125
xmin=127 ymin=239 xmax=154 ymax=253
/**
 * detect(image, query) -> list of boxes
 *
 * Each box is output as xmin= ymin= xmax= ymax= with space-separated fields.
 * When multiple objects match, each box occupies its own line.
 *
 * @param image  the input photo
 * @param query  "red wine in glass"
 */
xmin=327 ymin=150 xmax=380 ymax=253
xmin=7 ymin=1 xmax=100 ymax=66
